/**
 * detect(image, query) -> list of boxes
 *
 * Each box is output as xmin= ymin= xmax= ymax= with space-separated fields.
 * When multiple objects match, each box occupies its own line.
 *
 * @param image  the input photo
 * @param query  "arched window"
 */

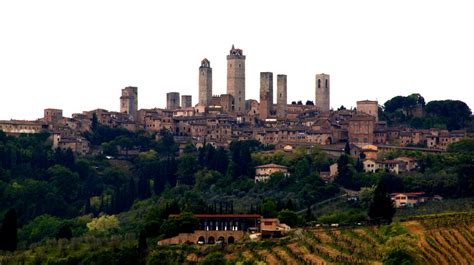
xmin=325 ymin=79 xmax=328 ymax=88
xmin=208 ymin=236 xmax=215 ymax=244
xmin=197 ymin=236 xmax=205 ymax=244
xmin=317 ymin=79 xmax=321 ymax=88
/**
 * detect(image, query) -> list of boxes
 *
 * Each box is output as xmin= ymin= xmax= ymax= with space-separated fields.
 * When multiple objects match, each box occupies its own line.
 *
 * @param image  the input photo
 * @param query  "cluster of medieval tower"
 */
xmin=120 ymin=45 xmax=331 ymax=120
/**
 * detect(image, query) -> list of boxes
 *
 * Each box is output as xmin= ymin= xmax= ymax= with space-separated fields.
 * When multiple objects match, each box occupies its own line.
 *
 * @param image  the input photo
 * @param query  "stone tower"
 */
xmin=357 ymin=100 xmax=379 ymax=121
xmin=181 ymin=95 xmax=192 ymax=108
xmin=227 ymin=45 xmax=246 ymax=113
xmin=120 ymin=86 xmax=138 ymax=121
xmin=166 ymin=92 xmax=180 ymax=110
xmin=276 ymin=74 xmax=287 ymax=120
xmin=199 ymin=58 xmax=212 ymax=106
xmin=259 ymin=72 xmax=273 ymax=120
xmin=315 ymin=73 xmax=330 ymax=113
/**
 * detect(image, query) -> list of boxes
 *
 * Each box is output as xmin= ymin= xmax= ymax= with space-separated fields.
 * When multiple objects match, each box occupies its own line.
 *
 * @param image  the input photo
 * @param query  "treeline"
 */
xmin=380 ymin=93 xmax=472 ymax=130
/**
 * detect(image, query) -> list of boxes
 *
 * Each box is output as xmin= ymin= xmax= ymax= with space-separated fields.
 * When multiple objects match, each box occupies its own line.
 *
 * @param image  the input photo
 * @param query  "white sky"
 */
xmin=1 ymin=0 xmax=473 ymax=120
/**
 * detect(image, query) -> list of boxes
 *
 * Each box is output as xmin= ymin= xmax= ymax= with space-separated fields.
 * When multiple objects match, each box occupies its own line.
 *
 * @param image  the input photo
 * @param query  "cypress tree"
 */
xmin=56 ymin=224 xmax=73 ymax=240
xmin=369 ymin=180 xmax=396 ymax=223
xmin=138 ymin=229 xmax=148 ymax=253
xmin=138 ymin=175 xmax=151 ymax=199
xmin=0 ymin=209 xmax=18 ymax=251
xmin=344 ymin=141 xmax=351 ymax=155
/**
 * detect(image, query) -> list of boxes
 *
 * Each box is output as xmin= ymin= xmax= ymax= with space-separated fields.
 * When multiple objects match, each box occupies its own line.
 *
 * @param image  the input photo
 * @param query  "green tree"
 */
xmin=177 ymin=154 xmax=198 ymax=185
xmin=138 ymin=175 xmax=151 ymax=199
xmin=260 ymin=198 xmax=277 ymax=218
xmin=344 ymin=141 xmax=351 ymax=155
xmin=368 ymin=180 xmax=396 ymax=223
xmin=457 ymin=164 xmax=474 ymax=197
xmin=0 ymin=209 xmax=18 ymax=251
xmin=425 ymin=100 xmax=471 ymax=130
xmin=56 ymin=224 xmax=73 ymax=240
xmin=48 ymin=165 xmax=81 ymax=203
xmin=277 ymin=209 xmax=299 ymax=227
xmin=335 ymin=154 xmax=356 ymax=189
xmin=294 ymin=159 xmax=310 ymax=178
xmin=177 ymin=212 xmax=199 ymax=233
xmin=91 ymin=113 xmax=98 ymax=131
xmin=160 ymin=218 xmax=179 ymax=238
xmin=86 ymin=215 xmax=119 ymax=234
xmin=201 ymin=252 xmax=226 ymax=265
xmin=447 ymin=138 xmax=474 ymax=153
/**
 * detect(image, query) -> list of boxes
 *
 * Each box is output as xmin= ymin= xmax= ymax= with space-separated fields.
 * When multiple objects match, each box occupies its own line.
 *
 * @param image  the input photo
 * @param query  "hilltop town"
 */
xmin=0 ymin=45 xmax=470 ymax=159
xmin=1 ymin=45 xmax=474 ymax=265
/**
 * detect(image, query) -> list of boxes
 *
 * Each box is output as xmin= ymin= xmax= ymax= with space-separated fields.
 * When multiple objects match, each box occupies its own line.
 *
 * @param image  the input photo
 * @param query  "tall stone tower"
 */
xmin=259 ymin=72 xmax=273 ymax=120
xmin=315 ymin=73 xmax=330 ymax=113
xmin=276 ymin=74 xmax=287 ymax=119
xmin=181 ymin=95 xmax=192 ymax=108
xmin=166 ymin=92 xmax=180 ymax=110
xmin=120 ymin=86 xmax=138 ymax=121
xmin=227 ymin=45 xmax=246 ymax=113
xmin=198 ymin=58 xmax=212 ymax=106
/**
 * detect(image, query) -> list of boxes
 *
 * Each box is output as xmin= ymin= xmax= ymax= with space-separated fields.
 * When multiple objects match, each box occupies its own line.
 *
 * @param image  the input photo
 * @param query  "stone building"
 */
xmin=181 ymin=95 xmax=192 ymax=108
xmin=0 ymin=120 xmax=47 ymax=135
xmin=44 ymin=108 xmax=63 ymax=124
xmin=357 ymin=100 xmax=378 ymax=121
xmin=348 ymin=113 xmax=375 ymax=146
xmin=276 ymin=74 xmax=288 ymax=120
xmin=199 ymin=58 xmax=212 ymax=106
xmin=255 ymin=163 xmax=289 ymax=182
xmin=259 ymin=72 xmax=273 ymax=120
xmin=120 ymin=86 xmax=138 ymax=121
xmin=167 ymin=92 xmax=180 ymax=110
xmin=227 ymin=45 xmax=246 ymax=113
xmin=220 ymin=94 xmax=234 ymax=113
xmin=315 ymin=73 xmax=330 ymax=113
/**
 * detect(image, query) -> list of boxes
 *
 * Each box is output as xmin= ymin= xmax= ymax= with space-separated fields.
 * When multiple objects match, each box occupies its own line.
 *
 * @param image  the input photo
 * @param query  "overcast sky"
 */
xmin=1 ymin=0 xmax=473 ymax=120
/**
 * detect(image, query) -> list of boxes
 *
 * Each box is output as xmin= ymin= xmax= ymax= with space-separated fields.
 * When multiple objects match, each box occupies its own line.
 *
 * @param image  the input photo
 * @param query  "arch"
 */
xmin=197 ymin=236 xmax=205 ymax=244
xmin=208 ymin=236 xmax=215 ymax=244
xmin=317 ymin=79 xmax=321 ymax=88
xmin=327 ymin=137 xmax=333 ymax=145
xmin=217 ymin=236 xmax=225 ymax=244
xmin=228 ymin=236 xmax=235 ymax=244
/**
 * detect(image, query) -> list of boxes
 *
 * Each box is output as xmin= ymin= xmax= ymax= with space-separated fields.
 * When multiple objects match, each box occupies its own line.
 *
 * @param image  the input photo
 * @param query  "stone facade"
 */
xmin=227 ymin=45 xmax=246 ymax=113
xmin=181 ymin=95 xmax=192 ymax=108
xmin=315 ymin=73 xmax=330 ymax=112
xmin=120 ymin=86 xmax=138 ymax=121
xmin=259 ymin=72 xmax=273 ymax=120
xmin=276 ymin=74 xmax=287 ymax=120
xmin=44 ymin=108 xmax=63 ymax=124
xmin=357 ymin=100 xmax=378 ymax=121
xmin=199 ymin=58 xmax=212 ymax=106
xmin=348 ymin=113 xmax=375 ymax=146
xmin=166 ymin=92 xmax=180 ymax=110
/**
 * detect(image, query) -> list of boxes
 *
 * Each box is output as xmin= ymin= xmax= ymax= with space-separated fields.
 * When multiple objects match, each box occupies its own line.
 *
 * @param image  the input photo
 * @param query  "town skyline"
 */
xmin=1 ymin=0 xmax=473 ymax=120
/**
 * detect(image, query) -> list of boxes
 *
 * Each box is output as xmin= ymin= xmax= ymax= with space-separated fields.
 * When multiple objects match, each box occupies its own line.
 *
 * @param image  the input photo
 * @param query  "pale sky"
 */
xmin=1 ymin=0 xmax=473 ymax=120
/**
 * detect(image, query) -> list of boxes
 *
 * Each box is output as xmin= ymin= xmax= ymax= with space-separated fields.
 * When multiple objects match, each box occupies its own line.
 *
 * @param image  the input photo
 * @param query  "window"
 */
xmin=325 ymin=79 xmax=328 ymax=88
xmin=317 ymin=79 xmax=321 ymax=88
